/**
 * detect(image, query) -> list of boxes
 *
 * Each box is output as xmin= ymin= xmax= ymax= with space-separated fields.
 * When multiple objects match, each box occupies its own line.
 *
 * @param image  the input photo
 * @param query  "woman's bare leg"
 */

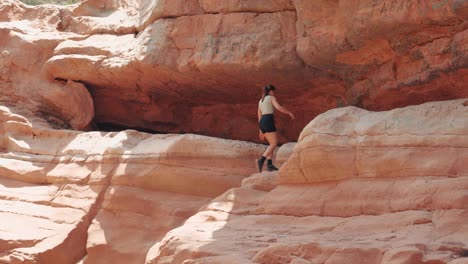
xmin=262 ymin=132 xmax=278 ymax=159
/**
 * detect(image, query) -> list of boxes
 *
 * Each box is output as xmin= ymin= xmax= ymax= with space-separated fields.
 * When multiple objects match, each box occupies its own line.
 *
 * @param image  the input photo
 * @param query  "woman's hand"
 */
xmin=259 ymin=130 xmax=265 ymax=141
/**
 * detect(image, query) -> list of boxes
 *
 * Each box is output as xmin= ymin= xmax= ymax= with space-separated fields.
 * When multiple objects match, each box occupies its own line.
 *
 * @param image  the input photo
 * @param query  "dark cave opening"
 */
xmin=93 ymin=122 xmax=171 ymax=134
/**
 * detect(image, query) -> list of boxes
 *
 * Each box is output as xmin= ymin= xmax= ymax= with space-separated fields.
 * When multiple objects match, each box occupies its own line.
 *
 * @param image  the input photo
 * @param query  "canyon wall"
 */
xmin=0 ymin=0 xmax=467 ymax=263
xmin=1 ymin=0 xmax=467 ymax=141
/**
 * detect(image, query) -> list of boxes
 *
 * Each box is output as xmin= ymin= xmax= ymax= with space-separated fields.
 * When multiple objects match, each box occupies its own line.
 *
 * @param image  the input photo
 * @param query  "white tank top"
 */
xmin=259 ymin=96 xmax=274 ymax=115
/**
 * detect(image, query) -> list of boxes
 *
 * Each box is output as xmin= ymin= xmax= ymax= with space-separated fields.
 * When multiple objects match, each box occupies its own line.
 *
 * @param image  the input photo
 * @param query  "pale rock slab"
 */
xmin=280 ymin=99 xmax=468 ymax=184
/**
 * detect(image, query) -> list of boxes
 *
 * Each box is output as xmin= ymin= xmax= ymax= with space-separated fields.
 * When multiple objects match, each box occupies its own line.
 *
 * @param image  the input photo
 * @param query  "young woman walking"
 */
xmin=257 ymin=85 xmax=294 ymax=172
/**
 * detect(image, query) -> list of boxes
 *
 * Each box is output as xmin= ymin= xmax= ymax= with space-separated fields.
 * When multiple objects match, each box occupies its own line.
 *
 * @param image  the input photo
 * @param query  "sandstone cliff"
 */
xmin=148 ymin=99 xmax=468 ymax=264
xmin=0 ymin=0 xmax=467 ymax=263
xmin=0 ymin=105 xmax=269 ymax=263
xmin=0 ymin=99 xmax=466 ymax=264
xmin=1 ymin=0 xmax=467 ymax=141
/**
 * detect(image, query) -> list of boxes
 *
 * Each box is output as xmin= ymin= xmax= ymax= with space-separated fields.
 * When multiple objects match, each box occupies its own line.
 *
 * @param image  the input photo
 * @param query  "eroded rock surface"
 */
xmin=0 ymin=1 xmax=93 ymax=130
xmin=148 ymin=100 xmax=468 ymax=264
xmin=1 ymin=0 xmax=467 ymax=142
xmin=0 ymin=0 xmax=467 ymax=263
xmin=0 ymin=106 xmax=265 ymax=263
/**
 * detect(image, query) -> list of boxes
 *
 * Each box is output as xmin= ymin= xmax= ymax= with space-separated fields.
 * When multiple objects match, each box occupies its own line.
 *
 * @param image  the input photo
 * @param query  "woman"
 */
xmin=257 ymin=84 xmax=294 ymax=172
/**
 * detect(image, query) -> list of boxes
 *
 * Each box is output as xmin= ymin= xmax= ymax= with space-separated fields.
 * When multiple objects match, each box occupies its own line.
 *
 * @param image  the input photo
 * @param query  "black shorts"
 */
xmin=259 ymin=114 xmax=276 ymax=133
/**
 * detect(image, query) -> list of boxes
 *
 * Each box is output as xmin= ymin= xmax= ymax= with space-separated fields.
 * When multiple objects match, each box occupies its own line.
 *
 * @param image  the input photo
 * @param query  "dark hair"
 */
xmin=262 ymin=84 xmax=276 ymax=102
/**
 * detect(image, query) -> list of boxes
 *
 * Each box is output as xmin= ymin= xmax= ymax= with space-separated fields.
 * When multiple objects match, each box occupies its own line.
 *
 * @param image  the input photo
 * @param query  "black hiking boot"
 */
xmin=257 ymin=158 xmax=265 ymax=173
xmin=266 ymin=164 xmax=279 ymax=171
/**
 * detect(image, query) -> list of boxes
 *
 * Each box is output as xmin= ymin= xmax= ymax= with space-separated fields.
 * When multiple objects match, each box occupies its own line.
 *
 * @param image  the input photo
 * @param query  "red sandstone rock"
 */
xmin=0 ymin=0 xmax=93 ymax=130
xmin=84 ymin=187 xmax=210 ymax=264
xmin=280 ymin=99 xmax=468 ymax=184
xmin=148 ymin=100 xmax=468 ymax=264
xmin=0 ymin=0 xmax=467 ymax=262
xmin=199 ymin=0 xmax=295 ymax=13
xmin=3 ymin=0 xmax=466 ymax=142
xmin=43 ymin=10 xmax=305 ymax=141
xmin=241 ymin=171 xmax=279 ymax=192
xmin=0 ymin=106 xmax=266 ymax=263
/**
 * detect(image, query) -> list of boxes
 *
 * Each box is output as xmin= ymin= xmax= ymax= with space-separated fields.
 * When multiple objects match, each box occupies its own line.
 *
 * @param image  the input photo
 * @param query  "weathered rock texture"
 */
xmin=1 ymin=0 xmax=467 ymax=142
xmin=0 ymin=105 xmax=265 ymax=263
xmin=148 ymin=99 xmax=468 ymax=264
xmin=0 ymin=98 xmax=466 ymax=263
xmin=0 ymin=6 xmax=93 ymax=131
xmin=0 ymin=0 xmax=467 ymax=263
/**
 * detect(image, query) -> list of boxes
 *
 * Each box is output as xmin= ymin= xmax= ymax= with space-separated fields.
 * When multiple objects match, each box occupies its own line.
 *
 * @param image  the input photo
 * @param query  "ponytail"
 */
xmin=262 ymin=84 xmax=276 ymax=102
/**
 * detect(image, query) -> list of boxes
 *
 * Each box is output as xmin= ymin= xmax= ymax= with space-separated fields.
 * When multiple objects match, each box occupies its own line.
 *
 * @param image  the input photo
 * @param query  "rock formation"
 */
xmin=0 ymin=0 xmax=467 ymax=263
xmin=2 ymin=99 xmax=466 ymax=264
xmin=0 ymin=105 xmax=267 ymax=263
xmin=1 ymin=0 xmax=467 ymax=141
xmin=148 ymin=99 xmax=468 ymax=264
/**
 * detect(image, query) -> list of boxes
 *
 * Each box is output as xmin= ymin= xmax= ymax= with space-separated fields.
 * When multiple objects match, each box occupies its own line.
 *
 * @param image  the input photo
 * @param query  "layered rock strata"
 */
xmin=0 ymin=1 xmax=93 ymax=130
xmin=148 ymin=99 xmax=468 ymax=264
xmin=0 ymin=0 xmax=467 ymax=262
xmin=0 ymin=106 xmax=266 ymax=263
xmin=1 ymin=0 xmax=467 ymax=142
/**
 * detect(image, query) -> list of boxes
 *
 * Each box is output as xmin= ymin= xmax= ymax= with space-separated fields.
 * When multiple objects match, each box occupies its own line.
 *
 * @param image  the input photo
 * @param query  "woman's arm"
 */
xmin=258 ymin=105 xmax=262 ymax=122
xmin=271 ymin=96 xmax=295 ymax=119
xmin=257 ymin=105 xmax=265 ymax=140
